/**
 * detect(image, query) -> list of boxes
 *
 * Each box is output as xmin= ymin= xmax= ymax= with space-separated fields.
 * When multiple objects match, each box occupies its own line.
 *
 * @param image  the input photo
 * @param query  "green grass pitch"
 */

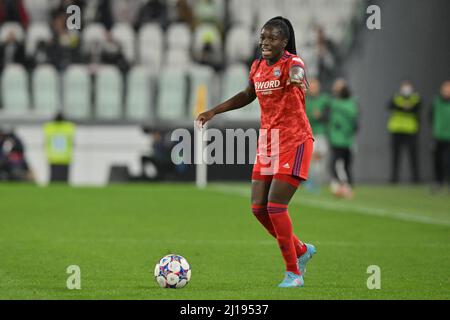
xmin=0 ymin=183 xmax=449 ymax=300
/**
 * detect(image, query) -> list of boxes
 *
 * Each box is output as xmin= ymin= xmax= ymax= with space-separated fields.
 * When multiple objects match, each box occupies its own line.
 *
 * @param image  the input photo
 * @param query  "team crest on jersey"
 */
xmin=274 ymin=67 xmax=281 ymax=77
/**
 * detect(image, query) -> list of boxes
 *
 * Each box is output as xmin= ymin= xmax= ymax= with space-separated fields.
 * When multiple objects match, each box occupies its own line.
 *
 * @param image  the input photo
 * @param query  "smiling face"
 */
xmin=259 ymin=25 xmax=288 ymax=64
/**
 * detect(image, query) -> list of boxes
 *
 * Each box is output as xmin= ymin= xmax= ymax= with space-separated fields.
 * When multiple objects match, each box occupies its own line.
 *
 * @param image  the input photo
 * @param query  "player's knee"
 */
xmin=267 ymin=193 xmax=288 ymax=205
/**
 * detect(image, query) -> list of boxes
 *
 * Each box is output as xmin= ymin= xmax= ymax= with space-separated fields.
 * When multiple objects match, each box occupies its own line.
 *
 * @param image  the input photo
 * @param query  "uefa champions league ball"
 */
xmin=154 ymin=254 xmax=191 ymax=288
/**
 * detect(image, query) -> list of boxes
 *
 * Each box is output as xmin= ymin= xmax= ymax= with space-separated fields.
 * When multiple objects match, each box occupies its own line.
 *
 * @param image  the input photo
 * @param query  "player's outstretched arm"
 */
xmin=196 ymin=85 xmax=257 ymax=127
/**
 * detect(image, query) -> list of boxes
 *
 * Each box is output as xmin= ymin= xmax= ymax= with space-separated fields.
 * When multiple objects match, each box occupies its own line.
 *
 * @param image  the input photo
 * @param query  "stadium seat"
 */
xmin=225 ymin=25 xmax=254 ymax=64
xmin=138 ymin=23 xmax=163 ymax=73
xmin=25 ymin=23 xmax=52 ymax=57
xmin=1 ymin=64 xmax=29 ymax=116
xmin=221 ymin=64 xmax=259 ymax=122
xmin=24 ymin=0 xmax=53 ymax=22
xmin=0 ymin=22 xmax=25 ymax=43
xmin=156 ymin=67 xmax=187 ymax=121
xmin=166 ymin=23 xmax=192 ymax=52
xmin=229 ymin=0 xmax=255 ymax=28
xmin=82 ymin=23 xmax=107 ymax=55
xmin=111 ymin=23 xmax=136 ymax=64
xmin=32 ymin=64 xmax=60 ymax=117
xmin=63 ymin=65 xmax=92 ymax=120
xmin=188 ymin=64 xmax=214 ymax=119
xmin=299 ymin=45 xmax=318 ymax=78
xmin=166 ymin=48 xmax=192 ymax=70
xmin=95 ymin=65 xmax=123 ymax=120
xmin=256 ymin=1 xmax=284 ymax=29
xmin=125 ymin=66 xmax=152 ymax=121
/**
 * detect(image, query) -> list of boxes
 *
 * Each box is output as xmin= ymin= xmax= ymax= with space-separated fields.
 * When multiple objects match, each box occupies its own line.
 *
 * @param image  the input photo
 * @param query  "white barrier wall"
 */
xmin=16 ymin=125 xmax=150 ymax=186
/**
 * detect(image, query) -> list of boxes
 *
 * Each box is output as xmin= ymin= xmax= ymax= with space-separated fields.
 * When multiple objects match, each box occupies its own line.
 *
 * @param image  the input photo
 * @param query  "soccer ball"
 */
xmin=154 ymin=254 xmax=191 ymax=288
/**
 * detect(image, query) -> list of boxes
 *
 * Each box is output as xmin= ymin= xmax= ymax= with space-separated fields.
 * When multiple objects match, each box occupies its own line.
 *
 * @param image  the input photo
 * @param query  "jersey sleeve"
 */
xmin=288 ymin=55 xmax=308 ymax=86
xmin=289 ymin=55 xmax=306 ymax=70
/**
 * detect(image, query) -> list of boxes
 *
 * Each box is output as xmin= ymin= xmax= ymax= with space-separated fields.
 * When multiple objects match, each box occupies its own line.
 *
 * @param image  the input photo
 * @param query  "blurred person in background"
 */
xmin=0 ymin=29 xmax=25 ymax=71
xmin=0 ymin=0 xmax=29 ymax=28
xmin=111 ymin=0 xmax=140 ymax=26
xmin=43 ymin=112 xmax=76 ymax=183
xmin=430 ymin=80 xmax=450 ymax=192
xmin=387 ymin=80 xmax=421 ymax=184
xmin=83 ymin=0 xmax=113 ymax=30
xmin=140 ymin=127 xmax=178 ymax=181
xmin=172 ymin=0 xmax=195 ymax=29
xmin=196 ymin=31 xmax=221 ymax=71
xmin=135 ymin=0 xmax=169 ymax=30
xmin=49 ymin=11 xmax=81 ymax=71
xmin=328 ymin=78 xmax=358 ymax=199
xmin=83 ymin=30 xmax=128 ymax=75
xmin=305 ymin=77 xmax=330 ymax=191
xmin=100 ymin=31 xmax=129 ymax=74
xmin=27 ymin=39 xmax=52 ymax=70
xmin=0 ymin=127 xmax=33 ymax=182
xmin=315 ymin=26 xmax=337 ymax=84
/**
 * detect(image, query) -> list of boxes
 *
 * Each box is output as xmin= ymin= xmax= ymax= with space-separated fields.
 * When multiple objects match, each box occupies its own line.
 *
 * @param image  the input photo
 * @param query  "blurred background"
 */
xmin=0 ymin=0 xmax=448 ymax=190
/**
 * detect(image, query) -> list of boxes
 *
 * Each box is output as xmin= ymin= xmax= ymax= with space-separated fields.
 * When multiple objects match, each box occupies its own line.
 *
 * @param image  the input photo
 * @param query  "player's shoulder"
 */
xmin=250 ymin=58 xmax=261 ymax=67
xmin=282 ymin=51 xmax=306 ymax=68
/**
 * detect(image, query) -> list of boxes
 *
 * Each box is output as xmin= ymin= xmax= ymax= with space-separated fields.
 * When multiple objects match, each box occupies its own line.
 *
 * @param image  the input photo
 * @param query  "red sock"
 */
xmin=267 ymin=202 xmax=300 ymax=275
xmin=252 ymin=204 xmax=277 ymax=237
xmin=252 ymin=204 xmax=307 ymax=258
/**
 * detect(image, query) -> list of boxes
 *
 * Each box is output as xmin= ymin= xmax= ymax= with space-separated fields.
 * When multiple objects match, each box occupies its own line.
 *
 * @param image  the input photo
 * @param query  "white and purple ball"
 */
xmin=154 ymin=254 xmax=191 ymax=289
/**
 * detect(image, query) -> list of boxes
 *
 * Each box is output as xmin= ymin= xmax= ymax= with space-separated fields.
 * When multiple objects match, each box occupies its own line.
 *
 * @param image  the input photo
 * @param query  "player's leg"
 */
xmin=251 ymin=177 xmax=305 ymax=256
xmin=391 ymin=134 xmax=401 ymax=183
xmin=268 ymin=139 xmax=316 ymax=287
xmin=266 ymin=178 xmax=303 ymax=287
xmin=251 ymin=178 xmax=276 ymax=238
xmin=409 ymin=135 xmax=420 ymax=183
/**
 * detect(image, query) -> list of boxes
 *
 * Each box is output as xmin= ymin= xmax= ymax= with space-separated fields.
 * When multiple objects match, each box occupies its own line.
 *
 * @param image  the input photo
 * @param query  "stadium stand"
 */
xmin=95 ymin=65 xmax=123 ymax=120
xmin=25 ymin=23 xmax=52 ymax=57
xmin=166 ymin=22 xmax=192 ymax=52
xmin=156 ymin=67 xmax=188 ymax=122
xmin=62 ymin=64 xmax=91 ymax=120
xmin=137 ymin=23 xmax=163 ymax=73
xmin=125 ymin=65 xmax=153 ymax=121
xmin=1 ymin=64 xmax=29 ymax=116
xmin=188 ymin=64 xmax=215 ymax=118
xmin=111 ymin=23 xmax=136 ymax=64
xmin=221 ymin=63 xmax=259 ymax=121
xmin=0 ymin=0 xmax=362 ymax=124
xmin=32 ymin=64 xmax=60 ymax=117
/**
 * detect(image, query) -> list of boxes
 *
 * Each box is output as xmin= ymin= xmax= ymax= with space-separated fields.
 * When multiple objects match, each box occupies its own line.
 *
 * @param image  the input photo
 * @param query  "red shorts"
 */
xmin=252 ymin=138 xmax=313 ymax=187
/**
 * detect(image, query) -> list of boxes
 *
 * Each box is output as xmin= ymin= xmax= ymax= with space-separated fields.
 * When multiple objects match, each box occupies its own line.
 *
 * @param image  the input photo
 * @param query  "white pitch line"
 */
xmin=209 ymin=185 xmax=450 ymax=227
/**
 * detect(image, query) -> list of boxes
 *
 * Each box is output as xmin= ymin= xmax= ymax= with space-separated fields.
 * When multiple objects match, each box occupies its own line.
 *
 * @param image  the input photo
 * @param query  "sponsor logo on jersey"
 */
xmin=254 ymin=80 xmax=282 ymax=91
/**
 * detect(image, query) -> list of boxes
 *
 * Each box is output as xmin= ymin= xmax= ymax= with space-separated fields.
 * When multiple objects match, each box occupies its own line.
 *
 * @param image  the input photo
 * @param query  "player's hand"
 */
xmin=196 ymin=110 xmax=215 ymax=128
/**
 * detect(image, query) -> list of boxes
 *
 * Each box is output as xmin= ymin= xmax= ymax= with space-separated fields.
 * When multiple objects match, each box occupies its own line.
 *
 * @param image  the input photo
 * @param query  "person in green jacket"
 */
xmin=430 ymin=80 xmax=450 ymax=191
xmin=387 ymin=80 xmax=421 ymax=183
xmin=43 ymin=112 xmax=76 ymax=183
xmin=305 ymin=78 xmax=330 ymax=190
xmin=327 ymin=78 xmax=358 ymax=198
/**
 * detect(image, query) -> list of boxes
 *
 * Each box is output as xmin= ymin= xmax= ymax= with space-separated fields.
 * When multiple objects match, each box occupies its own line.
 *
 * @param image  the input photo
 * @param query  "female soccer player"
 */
xmin=196 ymin=17 xmax=316 ymax=288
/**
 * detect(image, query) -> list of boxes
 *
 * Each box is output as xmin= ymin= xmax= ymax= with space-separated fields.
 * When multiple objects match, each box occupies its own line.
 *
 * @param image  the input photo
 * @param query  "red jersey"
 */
xmin=249 ymin=50 xmax=313 ymax=156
